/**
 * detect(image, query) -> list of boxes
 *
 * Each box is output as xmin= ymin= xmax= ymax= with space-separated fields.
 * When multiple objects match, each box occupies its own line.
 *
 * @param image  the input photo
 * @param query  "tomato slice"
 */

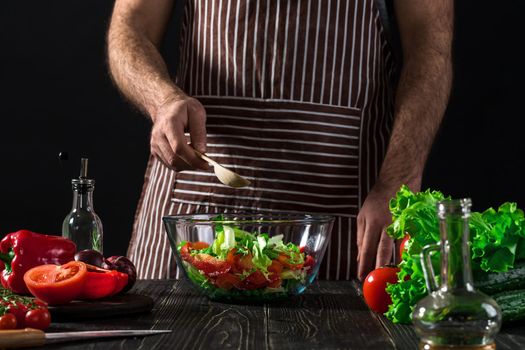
xmin=277 ymin=253 xmax=304 ymax=270
xmin=226 ymin=249 xmax=243 ymax=273
xmin=191 ymin=254 xmax=231 ymax=277
xmin=239 ymin=270 xmax=268 ymax=290
xmin=304 ymin=255 xmax=315 ymax=269
xmin=23 ymin=261 xmax=88 ymax=305
xmin=213 ymin=273 xmax=242 ymax=290
xmin=180 ymin=243 xmax=193 ymax=263
xmin=190 ymin=241 xmax=210 ymax=250
xmin=237 ymin=253 xmax=255 ymax=272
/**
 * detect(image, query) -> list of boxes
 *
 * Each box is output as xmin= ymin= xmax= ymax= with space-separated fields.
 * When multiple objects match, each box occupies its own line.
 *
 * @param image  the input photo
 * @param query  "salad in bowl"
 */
xmin=163 ymin=214 xmax=334 ymax=302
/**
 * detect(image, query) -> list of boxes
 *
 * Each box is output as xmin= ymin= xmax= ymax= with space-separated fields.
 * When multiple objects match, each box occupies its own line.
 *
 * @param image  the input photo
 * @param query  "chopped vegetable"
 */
xmin=177 ymin=220 xmax=315 ymax=300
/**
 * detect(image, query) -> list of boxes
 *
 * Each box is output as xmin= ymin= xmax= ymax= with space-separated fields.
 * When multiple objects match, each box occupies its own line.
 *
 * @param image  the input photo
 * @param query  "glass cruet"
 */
xmin=413 ymin=199 xmax=501 ymax=350
xmin=62 ymin=158 xmax=104 ymax=253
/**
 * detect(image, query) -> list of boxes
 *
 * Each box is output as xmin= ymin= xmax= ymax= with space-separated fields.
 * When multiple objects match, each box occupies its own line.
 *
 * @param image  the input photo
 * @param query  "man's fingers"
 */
xmin=187 ymin=99 xmax=207 ymax=153
xmin=356 ymin=215 xmax=365 ymax=263
xmin=154 ymin=136 xmax=192 ymax=171
xmin=394 ymin=239 xmax=402 ymax=264
xmin=357 ymin=222 xmax=382 ymax=281
xmin=376 ymin=230 xmax=394 ymax=268
xmin=166 ymin=124 xmax=208 ymax=170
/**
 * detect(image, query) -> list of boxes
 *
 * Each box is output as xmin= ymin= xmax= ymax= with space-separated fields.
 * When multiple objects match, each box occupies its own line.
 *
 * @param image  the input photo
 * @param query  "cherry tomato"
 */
xmin=399 ymin=235 xmax=410 ymax=259
xmin=0 ymin=313 xmax=17 ymax=330
xmin=23 ymin=261 xmax=88 ymax=305
xmin=25 ymin=309 xmax=51 ymax=330
xmin=362 ymin=266 xmax=400 ymax=314
xmin=191 ymin=254 xmax=231 ymax=277
xmin=6 ymin=303 xmax=27 ymax=328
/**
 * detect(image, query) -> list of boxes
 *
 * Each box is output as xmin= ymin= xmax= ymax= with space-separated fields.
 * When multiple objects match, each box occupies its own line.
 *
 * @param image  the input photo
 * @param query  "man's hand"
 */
xmin=151 ymin=96 xmax=209 ymax=171
xmin=356 ymin=184 xmax=396 ymax=281
xmin=356 ymin=0 xmax=453 ymax=281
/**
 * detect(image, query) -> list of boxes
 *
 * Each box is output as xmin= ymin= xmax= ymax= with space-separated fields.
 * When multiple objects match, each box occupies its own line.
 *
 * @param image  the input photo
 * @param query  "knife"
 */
xmin=0 ymin=328 xmax=172 ymax=348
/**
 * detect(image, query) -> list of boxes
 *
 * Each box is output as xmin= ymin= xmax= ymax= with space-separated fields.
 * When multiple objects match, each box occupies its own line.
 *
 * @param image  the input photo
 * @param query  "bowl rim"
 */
xmin=163 ymin=213 xmax=335 ymax=225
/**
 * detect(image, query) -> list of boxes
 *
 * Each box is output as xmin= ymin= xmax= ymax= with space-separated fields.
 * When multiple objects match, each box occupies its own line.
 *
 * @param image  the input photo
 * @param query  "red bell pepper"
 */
xmin=78 ymin=264 xmax=128 ymax=300
xmin=0 ymin=230 xmax=76 ymax=294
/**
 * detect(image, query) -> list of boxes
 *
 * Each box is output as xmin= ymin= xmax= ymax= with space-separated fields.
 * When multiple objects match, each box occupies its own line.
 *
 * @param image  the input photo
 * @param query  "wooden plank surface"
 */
xmin=267 ymin=281 xmax=395 ymax=349
xmin=34 ymin=280 xmax=525 ymax=350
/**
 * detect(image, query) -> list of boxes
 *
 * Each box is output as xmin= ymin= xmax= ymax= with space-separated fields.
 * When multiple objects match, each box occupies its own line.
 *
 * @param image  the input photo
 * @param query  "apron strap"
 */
xmin=374 ymin=0 xmax=402 ymax=79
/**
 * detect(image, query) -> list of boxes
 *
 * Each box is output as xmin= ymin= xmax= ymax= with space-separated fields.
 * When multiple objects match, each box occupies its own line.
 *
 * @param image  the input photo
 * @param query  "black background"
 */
xmin=1 ymin=1 xmax=524 ymax=257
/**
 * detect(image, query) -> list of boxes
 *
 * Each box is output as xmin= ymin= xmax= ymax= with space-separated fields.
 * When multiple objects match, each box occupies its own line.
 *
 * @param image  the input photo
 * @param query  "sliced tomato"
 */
xmin=191 ymin=254 xmax=231 ymax=277
xmin=226 ymin=249 xmax=243 ymax=273
xmin=23 ymin=261 xmax=88 ymax=305
xmin=180 ymin=243 xmax=193 ymax=263
xmin=214 ymin=273 xmax=242 ymax=290
xmin=304 ymin=255 xmax=315 ymax=270
xmin=268 ymin=277 xmax=282 ymax=288
xmin=277 ymin=253 xmax=304 ymax=270
xmin=191 ymin=241 xmax=210 ymax=250
xmin=239 ymin=270 xmax=268 ymax=290
xmin=268 ymin=260 xmax=283 ymax=275
xmin=237 ymin=253 xmax=255 ymax=272
xmin=267 ymin=260 xmax=283 ymax=287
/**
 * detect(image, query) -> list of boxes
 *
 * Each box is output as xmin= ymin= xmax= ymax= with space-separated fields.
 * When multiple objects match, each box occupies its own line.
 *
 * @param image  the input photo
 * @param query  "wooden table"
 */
xmin=40 ymin=280 xmax=525 ymax=349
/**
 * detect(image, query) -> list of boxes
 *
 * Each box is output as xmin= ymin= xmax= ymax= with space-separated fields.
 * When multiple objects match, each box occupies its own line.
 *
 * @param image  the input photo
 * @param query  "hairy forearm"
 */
xmin=107 ymin=14 xmax=184 ymax=120
xmin=378 ymin=49 xmax=452 ymax=190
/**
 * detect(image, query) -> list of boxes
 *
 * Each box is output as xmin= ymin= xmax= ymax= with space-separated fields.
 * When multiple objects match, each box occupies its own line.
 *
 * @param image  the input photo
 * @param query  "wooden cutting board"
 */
xmin=48 ymin=293 xmax=154 ymax=321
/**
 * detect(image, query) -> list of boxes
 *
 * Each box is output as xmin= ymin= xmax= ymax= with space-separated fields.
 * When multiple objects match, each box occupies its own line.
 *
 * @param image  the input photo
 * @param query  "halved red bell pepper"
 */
xmin=78 ymin=264 xmax=128 ymax=300
xmin=0 ymin=230 xmax=76 ymax=294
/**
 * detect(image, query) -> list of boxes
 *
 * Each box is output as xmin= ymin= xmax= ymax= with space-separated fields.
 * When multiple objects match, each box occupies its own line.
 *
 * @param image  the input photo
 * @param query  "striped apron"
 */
xmin=129 ymin=0 xmax=397 ymax=280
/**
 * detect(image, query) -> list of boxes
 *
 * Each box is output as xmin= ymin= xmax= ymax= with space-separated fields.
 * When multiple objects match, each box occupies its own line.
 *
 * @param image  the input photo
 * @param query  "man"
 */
xmin=107 ymin=0 xmax=453 ymax=280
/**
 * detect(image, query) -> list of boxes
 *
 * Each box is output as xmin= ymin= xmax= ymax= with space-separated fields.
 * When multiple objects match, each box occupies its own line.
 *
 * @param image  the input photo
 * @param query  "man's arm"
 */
xmin=107 ymin=0 xmax=208 ymax=170
xmin=357 ymin=0 xmax=453 ymax=280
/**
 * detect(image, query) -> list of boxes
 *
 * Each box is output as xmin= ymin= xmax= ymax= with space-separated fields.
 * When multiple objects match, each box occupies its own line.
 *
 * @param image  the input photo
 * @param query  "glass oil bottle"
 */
xmin=413 ymin=199 xmax=501 ymax=350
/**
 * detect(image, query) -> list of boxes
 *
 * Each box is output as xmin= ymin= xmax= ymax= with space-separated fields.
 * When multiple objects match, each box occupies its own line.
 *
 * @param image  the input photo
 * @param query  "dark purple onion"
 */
xmin=74 ymin=249 xmax=104 ymax=267
xmin=105 ymin=256 xmax=137 ymax=293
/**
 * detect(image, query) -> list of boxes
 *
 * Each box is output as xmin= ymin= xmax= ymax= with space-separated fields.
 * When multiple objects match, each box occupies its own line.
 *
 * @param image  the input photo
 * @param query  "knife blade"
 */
xmin=0 ymin=328 xmax=171 ymax=349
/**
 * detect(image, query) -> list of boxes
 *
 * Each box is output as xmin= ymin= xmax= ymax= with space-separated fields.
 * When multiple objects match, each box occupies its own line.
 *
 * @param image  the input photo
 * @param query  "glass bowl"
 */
xmin=163 ymin=213 xmax=334 ymax=302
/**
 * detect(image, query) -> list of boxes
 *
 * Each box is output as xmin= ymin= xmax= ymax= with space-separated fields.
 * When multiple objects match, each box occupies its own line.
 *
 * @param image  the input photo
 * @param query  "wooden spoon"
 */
xmin=194 ymin=150 xmax=250 ymax=188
